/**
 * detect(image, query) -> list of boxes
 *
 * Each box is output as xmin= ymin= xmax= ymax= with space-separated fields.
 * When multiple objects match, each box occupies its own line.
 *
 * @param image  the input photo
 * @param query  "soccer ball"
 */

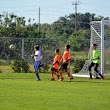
xmin=9 ymin=44 xmax=15 ymax=50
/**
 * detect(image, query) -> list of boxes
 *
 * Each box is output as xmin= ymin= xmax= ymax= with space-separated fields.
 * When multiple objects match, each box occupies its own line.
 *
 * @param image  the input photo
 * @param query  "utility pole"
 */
xmin=38 ymin=6 xmax=40 ymax=34
xmin=72 ymin=1 xmax=81 ymax=37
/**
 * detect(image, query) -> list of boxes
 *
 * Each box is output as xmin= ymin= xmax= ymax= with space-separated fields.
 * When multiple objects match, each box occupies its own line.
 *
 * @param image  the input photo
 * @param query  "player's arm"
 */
xmin=39 ymin=52 xmax=43 ymax=61
xmin=35 ymin=51 xmax=38 ymax=56
xmin=52 ymin=56 xmax=60 ymax=65
xmin=92 ymin=57 xmax=100 ymax=60
xmin=96 ymin=50 xmax=100 ymax=59
xmin=31 ymin=54 xmax=38 ymax=57
xmin=65 ymin=58 xmax=70 ymax=63
xmin=93 ymin=50 xmax=100 ymax=60
xmin=31 ymin=51 xmax=38 ymax=57
xmin=52 ymin=61 xmax=59 ymax=66
xmin=60 ymin=57 xmax=63 ymax=62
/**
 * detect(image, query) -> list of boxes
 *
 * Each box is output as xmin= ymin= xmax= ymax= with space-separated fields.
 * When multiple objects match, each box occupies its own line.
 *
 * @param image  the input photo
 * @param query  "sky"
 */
xmin=0 ymin=0 xmax=110 ymax=24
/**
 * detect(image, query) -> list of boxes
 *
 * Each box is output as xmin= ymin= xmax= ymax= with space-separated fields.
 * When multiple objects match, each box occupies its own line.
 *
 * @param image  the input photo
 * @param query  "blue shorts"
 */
xmin=34 ymin=61 xmax=43 ymax=71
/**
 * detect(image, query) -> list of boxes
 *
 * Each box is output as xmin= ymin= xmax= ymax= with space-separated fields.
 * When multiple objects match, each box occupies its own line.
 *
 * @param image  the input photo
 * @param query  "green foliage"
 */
xmin=40 ymin=63 xmax=50 ymax=73
xmin=11 ymin=59 xmax=30 ymax=73
xmin=0 ymin=69 xmax=2 ymax=73
xmin=72 ymin=58 xmax=85 ymax=73
xmin=0 ymin=12 xmax=109 ymax=39
xmin=0 ymin=60 xmax=11 ymax=66
xmin=70 ymin=29 xmax=90 ymax=51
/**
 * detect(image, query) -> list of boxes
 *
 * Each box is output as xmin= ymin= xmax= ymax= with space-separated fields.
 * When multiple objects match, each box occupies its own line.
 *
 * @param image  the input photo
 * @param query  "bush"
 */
xmin=72 ymin=59 xmax=85 ymax=73
xmin=11 ymin=59 xmax=30 ymax=73
xmin=0 ymin=69 xmax=2 ymax=73
xmin=0 ymin=60 xmax=11 ymax=66
xmin=39 ymin=63 xmax=50 ymax=73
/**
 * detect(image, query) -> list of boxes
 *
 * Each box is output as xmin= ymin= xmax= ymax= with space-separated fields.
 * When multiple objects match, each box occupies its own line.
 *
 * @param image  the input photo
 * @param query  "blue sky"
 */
xmin=0 ymin=0 xmax=110 ymax=24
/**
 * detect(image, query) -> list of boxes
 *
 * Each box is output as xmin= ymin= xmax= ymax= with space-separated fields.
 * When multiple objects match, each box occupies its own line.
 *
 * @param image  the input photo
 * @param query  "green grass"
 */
xmin=0 ymin=73 xmax=110 ymax=110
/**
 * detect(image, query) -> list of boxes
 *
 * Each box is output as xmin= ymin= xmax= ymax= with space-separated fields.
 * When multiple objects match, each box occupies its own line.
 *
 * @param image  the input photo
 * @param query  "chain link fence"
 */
xmin=0 ymin=37 xmax=72 ymax=72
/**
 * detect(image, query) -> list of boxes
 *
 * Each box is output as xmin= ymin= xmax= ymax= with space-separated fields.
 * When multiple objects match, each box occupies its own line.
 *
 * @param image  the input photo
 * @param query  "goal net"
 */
xmin=73 ymin=20 xmax=110 ymax=77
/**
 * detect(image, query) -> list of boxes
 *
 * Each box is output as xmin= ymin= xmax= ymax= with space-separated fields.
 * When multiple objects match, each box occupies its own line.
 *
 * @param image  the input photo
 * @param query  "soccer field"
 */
xmin=0 ymin=73 xmax=110 ymax=110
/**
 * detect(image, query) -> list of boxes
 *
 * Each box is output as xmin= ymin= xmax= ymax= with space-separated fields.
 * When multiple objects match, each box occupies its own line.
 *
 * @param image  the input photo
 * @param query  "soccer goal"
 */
xmin=73 ymin=20 xmax=110 ymax=77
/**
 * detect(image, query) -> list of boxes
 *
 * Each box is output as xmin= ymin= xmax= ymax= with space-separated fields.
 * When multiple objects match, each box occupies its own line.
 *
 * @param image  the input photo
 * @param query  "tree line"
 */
xmin=0 ymin=12 xmax=109 ymax=51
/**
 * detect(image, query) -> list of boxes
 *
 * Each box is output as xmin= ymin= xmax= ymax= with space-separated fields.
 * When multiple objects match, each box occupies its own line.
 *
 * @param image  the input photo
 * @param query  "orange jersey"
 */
xmin=53 ymin=55 xmax=60 ymax=69
xmin=62 ymin=51 xmax=70 ymax=64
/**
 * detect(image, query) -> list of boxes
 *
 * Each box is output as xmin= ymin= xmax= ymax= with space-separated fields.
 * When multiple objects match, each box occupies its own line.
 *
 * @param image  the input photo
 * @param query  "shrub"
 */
xmin=40 ymin=63 xmax=50 ymax=73
xmin=0 ymin=69 xmax=2 ymax=73
xmin=11 ymin=59 xmax=30 ymax=73
xmin=0 ymin=60 xmax=11 ymax=66
xmin=72 ymin=59 xmax=85 ymax=73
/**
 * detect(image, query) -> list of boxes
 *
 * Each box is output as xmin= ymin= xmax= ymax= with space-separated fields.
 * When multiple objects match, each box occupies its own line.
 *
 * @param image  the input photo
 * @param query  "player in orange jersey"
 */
xmin=50 ymin=49 xmax=60 ymax=80
xmin=59 ymin=45 xmax=73 ymax=81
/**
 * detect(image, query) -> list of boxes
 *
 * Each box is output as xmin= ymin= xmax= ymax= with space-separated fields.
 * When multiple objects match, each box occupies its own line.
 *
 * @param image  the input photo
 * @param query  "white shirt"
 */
xmin=34 ymin=50 xmax=42 ymax=61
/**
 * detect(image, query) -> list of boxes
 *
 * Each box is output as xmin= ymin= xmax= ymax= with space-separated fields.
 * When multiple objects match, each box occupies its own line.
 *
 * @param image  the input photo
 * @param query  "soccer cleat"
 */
xmin=59 ymin=78 xmax=64 ymax=81
xmin=69 ymin=77 xmax=73 ymax=82
xmin=37 ymin=79 xmax=41 ymax=81
xmin=68 ymin=79 xmax=71 ymax=82
xmin=50 ymin=78 xmax=55 ymax=81
xmin=101 ymin=77 xmax=104 ymax=80
xmin=95 ymin=77 xmax=101 ymax=79
xmin=71 ymin=76 xmax=74 ymax=79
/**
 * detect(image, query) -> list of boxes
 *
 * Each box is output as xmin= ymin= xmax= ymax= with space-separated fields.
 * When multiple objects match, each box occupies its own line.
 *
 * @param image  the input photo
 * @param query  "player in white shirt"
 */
xmin=32 ymin=45 xmax=43 ymax=80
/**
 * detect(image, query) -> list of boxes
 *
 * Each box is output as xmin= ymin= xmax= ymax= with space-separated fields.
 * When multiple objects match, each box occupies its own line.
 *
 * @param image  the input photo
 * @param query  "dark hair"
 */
xmin=34 ymin=45 xmax=39 ymax=50
xmin=93 ymin=43 xmax=97 ymax=46
xmin=55 ymin=49 xmax=59 ymax=52
xmin=66 ymin=45 xmax=70 ymax=49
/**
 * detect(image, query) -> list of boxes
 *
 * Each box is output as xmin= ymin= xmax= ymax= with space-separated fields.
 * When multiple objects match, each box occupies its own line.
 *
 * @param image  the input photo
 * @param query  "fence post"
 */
xmin=22 ymin=38 xmax=24 ymax=59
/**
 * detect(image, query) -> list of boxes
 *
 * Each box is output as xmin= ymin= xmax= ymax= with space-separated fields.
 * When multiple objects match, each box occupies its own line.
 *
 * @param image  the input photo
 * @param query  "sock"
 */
xmin=53 ymin=71 xmax=59 ymax=76
xmin=98 ymin=72 xmax=104 ymax=78
xmin=88 ymin=71 xmax=92 ymax=79
xmin=60 ymin=70 xmax=63 ymax=79
xmin=67 ymin=72 xmax=72 ymax=79
xmin=36 ymin=73 xmax=40 ymax=80
xmin=51 ymin=71 xmax=54 ymax=79
xmin=53 ymin=71 xmax=60 ymax=79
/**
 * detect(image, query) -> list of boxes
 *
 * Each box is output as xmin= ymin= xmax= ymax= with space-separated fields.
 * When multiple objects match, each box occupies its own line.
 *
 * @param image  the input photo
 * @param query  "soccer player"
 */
xmin=32 ymin=45 xmax=43 ymax=80
xmin=59 ymin=45 xmax=73 ymax=81
xmin=88 ymin=43 xmax=104 ymax=79
xmin=50 ymin=49 xmax=60 ymax=80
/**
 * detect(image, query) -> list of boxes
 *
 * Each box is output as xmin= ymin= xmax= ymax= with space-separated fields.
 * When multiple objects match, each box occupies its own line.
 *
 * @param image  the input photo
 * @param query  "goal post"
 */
xmin=101 ymin=20 xmax=104 ymax=76
xmin=73 ymin=20 xmax=110 ymax=77
xmin=90 ymin=20 xmax=110 ymax=76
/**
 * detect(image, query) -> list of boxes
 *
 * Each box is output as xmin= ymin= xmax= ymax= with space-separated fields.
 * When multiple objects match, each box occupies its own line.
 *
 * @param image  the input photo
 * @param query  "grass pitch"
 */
xmin=0 ymin=73 xmax=110 ymax=110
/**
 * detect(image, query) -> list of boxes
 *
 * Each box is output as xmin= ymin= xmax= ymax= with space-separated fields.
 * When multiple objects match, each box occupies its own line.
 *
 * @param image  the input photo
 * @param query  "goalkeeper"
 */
xmin=88 ymin=43 xmax=104 ymax=79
